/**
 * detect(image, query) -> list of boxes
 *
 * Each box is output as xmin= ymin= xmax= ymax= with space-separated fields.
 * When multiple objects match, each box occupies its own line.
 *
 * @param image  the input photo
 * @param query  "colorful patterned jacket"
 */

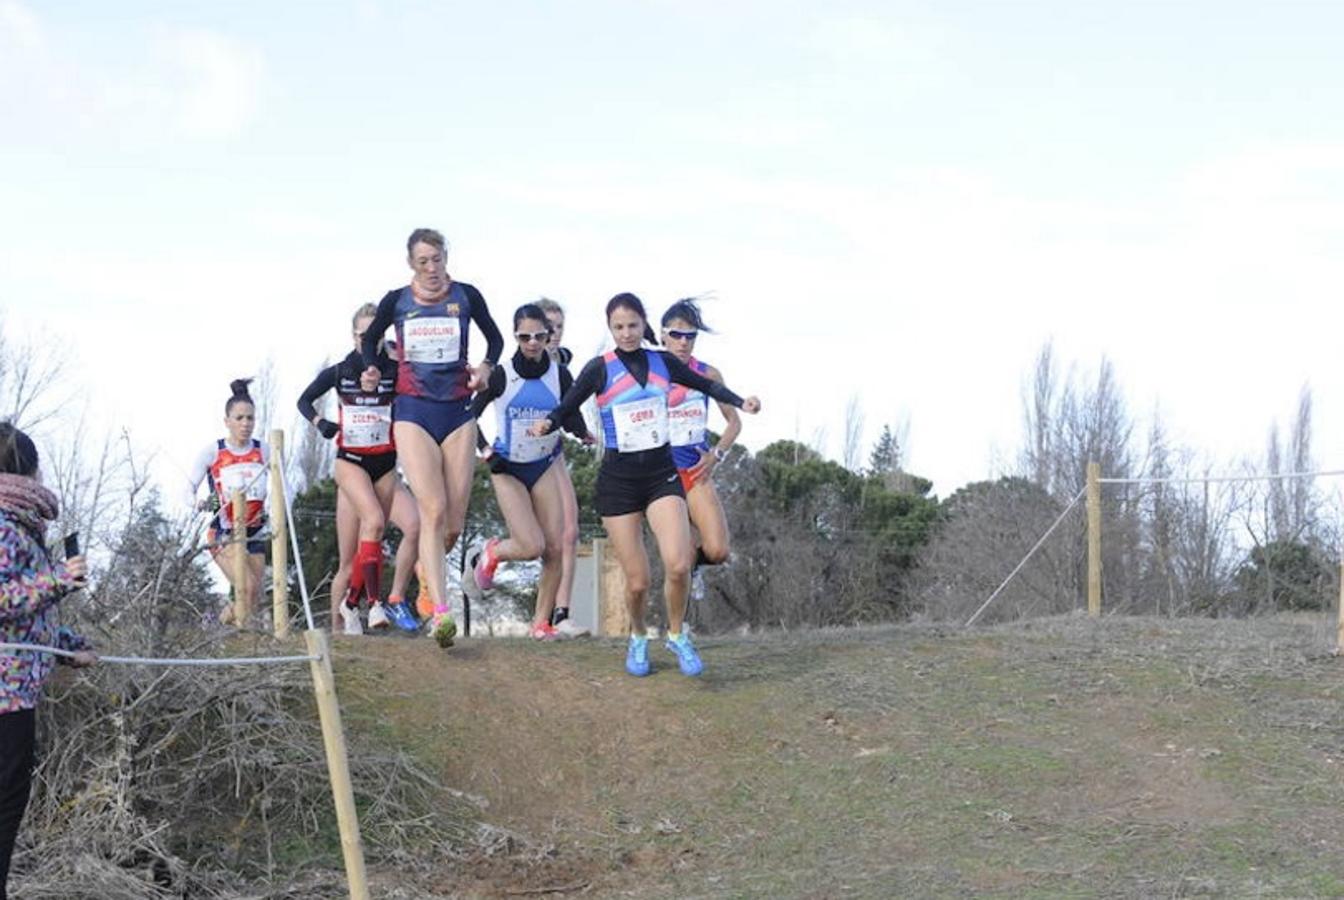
xmin=0 ymin=509 xmax=90 ymax=714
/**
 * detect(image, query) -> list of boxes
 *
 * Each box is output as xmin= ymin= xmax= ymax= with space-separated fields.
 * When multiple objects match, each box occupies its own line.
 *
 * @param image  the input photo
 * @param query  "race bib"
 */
xmin=669 ymin=402 xmax=707 ymax=447
xmin=341 ymin=404 xmax=392 ymax=449
xmin=509 ymin=415 xmax=560 ymax=463
xmin=612 ymin=397 xmax=668 ymax=453
xmin=402 ymin=317 xmax=461 ymax=363
xmin=219 ymin=462 xmax=266 ymax=501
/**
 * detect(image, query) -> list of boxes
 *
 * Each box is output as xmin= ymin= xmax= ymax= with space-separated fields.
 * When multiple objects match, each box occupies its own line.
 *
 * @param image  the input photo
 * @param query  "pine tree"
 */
xmin=868 ymin=425 xmax=899 ymax=476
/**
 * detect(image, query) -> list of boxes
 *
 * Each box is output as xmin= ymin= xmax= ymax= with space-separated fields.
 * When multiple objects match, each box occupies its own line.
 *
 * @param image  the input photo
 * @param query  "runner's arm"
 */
xmin=543 ymin=357 xmax=605 ymax=434
xmin=662 ymin=353 xmax=745 ymax=409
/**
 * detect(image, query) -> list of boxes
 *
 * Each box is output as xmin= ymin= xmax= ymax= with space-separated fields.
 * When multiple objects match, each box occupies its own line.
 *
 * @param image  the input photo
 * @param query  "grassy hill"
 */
xmin=327 ymin=614 xmax=1344 ymax=898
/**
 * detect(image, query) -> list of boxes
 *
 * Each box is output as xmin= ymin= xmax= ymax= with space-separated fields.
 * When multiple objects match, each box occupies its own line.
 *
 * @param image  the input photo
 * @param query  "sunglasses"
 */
xmin=666 ymin=329 xmax=698 ymax=341
xmin=515 ymin=331 xmax=551 ymax=343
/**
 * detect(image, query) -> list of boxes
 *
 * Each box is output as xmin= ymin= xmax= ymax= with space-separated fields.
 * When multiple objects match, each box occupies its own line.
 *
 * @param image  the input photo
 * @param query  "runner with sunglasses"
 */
xmin=361 ymin=229 xmax=504 ymax=647
xmin=529 ymin=293 xmax=761 ymax=677
xmin=532 ymin=298 xmax=588 ymax=637
xmin=465 ymin=304 xmax=592 ymax=639
xmin=660 ymin=298 xmax=741 ymax=602
xmin=299 ymin=303 xmax=420 ymax=635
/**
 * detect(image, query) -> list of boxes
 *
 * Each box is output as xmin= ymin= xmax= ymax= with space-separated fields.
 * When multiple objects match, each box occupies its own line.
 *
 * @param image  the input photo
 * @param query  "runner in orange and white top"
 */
xmin=187 ymin=378 xmax=270 ymax=627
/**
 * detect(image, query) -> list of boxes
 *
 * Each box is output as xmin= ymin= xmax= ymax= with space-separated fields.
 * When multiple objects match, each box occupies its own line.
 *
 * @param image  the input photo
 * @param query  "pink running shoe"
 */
xmin=530 ymin=622 xmax=559 ymax=641
xmin=472 ymin=537 xmax=502 ymax=591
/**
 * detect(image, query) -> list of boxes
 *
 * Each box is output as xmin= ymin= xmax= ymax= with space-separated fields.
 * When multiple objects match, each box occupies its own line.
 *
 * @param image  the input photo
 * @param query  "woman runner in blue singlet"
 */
xmin=530 ymin=293 xmax=760 ymax=677
xmin=466 ymin=304 xmax=591 ymax=639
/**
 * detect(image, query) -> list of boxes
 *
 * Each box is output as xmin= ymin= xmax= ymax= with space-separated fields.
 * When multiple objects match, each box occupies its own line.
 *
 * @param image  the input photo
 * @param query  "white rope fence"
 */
xmin=281 ymin=463 xmax=317 ymax=632
xmin=964 ymin=486 xmax=1087 ymax=628
xmin=1099 ymin=467 xmax=1344 ymax=486
xmin=0 ymin=643 xmax=317 ymax=666
xmin=1 ymin=434 xmax=320 ymax=666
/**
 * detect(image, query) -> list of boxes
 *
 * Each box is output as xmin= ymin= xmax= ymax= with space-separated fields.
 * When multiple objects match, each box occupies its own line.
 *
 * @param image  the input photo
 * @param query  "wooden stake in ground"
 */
xmin=305 ymin=629 xmax=371 ymax=900
xmin=1335 ymin=557 xmax=1344 ymax=655
xmin=232 ymin=488 xmax=250 ymax=625
xmin=270 ymin=429 xmax=290 ymax=639
xmin=1087 ymin=461 xmax=1102 ymax=618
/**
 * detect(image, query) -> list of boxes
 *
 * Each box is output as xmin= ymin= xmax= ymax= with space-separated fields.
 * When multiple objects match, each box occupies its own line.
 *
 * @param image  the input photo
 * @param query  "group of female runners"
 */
xmin=190 ymin=228 xmax=759 ymax=676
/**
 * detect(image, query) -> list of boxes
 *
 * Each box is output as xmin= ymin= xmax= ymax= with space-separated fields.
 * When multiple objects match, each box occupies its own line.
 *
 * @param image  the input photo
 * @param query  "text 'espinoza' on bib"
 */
xmin=612 ymin=396 xmax=668 ymax=453
xmin=219 ymin=462 xmax=266 ymax=501
xmin=341 ymin=404 xmax=393 ymax=449
xmin=669 ymin=403 xmax=707 ymax=447
xmin=402 ymin=317 xmax=461 ymax=363
xmin=508 ymin=414 xmax=561 ymax=463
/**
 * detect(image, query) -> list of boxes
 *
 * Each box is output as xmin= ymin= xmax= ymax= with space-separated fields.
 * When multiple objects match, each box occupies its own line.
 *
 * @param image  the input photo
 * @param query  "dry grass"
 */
xmin=14 ymin=612 xmax=1344 ymax=897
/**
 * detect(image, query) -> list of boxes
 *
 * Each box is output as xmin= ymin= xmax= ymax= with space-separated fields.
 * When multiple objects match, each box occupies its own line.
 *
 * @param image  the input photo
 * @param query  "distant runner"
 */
xmin=187 ymin=378 xmax=269 ymax=628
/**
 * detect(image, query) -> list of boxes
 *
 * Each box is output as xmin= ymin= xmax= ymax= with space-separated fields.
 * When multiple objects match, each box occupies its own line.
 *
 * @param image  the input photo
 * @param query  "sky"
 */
xmin=3 ymin=0 xmax=1344 ymax=504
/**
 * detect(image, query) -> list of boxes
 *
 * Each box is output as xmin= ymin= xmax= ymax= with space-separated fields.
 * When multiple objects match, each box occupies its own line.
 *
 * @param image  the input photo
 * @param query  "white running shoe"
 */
xmin=690 ymin=566 xmax=706 ymax=602
xmin=339 ymin=603 xmax=363 ymax=636
xmin=367 ymin=602 xmax=390 ymax=630
xmin=554 ymin=618 xmax=590 ymax=638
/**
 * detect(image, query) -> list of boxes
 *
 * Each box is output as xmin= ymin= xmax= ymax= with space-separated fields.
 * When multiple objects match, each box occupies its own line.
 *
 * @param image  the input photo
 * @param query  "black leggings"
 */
xmin=0 ymin=709 xmax=36 ymax=900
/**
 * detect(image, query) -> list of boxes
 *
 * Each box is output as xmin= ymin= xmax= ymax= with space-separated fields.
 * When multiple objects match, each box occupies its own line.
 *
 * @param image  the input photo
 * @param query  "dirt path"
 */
xmin=332 ymin=616 xmax=1344 ymax=898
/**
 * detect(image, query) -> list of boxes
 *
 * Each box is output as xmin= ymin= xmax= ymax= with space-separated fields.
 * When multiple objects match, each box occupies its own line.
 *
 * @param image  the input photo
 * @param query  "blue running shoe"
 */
xmin=665 ymin=632 xmax=703 ymax=677
xmin=384 ymin=600 xmax=419 ymax=633
xmin=625 ymin=635 xmax=651 ymax=677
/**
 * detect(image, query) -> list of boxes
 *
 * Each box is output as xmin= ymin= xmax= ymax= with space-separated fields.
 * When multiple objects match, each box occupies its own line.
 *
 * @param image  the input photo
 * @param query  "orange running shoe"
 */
xmin=414 ymin=563 xmax=434 ymax=620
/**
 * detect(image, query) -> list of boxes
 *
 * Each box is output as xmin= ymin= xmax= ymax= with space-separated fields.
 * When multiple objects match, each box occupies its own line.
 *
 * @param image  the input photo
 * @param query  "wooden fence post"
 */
xmin=305 ymin=629 xmax=370 ymax=900
xmin=231 ymin=489 xmax=249 ymax=625
xmin=1335 ymin=557 xmax=1344 ymax=655
xmin=1087 ymin=461 xmax=1102 ymax=618
xmin=270 ymin=429 xmax=290 ymax=639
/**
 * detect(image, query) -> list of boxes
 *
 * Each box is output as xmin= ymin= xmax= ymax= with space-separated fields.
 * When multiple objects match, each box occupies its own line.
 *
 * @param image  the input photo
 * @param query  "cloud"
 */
xmin=0 ymin=0 xmax=42 ymax=51
xmin=162 ymin=27 xmax=264 ymax=139
xmin=0 ymin=8 xmax=263 ymax=143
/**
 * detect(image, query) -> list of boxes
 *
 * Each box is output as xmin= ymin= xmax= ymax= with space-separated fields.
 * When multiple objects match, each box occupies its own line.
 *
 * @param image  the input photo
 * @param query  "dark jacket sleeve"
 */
xmin=463 ymin=284 xmax=505 ymax=366
xmin=662 ymin=352 xmax=744 ymax=408
xmin=470 ymin=365 xmax=507 ymax=452
xmin=296 ymin=364 xmax=339 ymax=425
xmin=545 ymin=356 xmax=605 ymax=433
xmin=360 ymin=291 xmax=398 ymax=369
xmin=557 ymin=366 xmax=591 ymax=440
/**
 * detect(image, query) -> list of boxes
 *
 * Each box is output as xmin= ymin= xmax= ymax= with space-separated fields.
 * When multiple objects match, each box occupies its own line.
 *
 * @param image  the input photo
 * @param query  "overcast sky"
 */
xmin=3 ymin=0 xmax=1343 ymax=502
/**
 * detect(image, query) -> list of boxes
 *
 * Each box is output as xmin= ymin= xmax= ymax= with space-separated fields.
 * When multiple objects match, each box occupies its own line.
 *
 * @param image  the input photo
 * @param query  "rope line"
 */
xmin=965 ymin=486 xmax=1087 ymax=628
xmin=1100 ymin=468 xmax=1344 ymax=487
xmin=280 ymin=462 xmax=318 ymax=631
xmin=0 ymin=642 xmax=317 ymax=667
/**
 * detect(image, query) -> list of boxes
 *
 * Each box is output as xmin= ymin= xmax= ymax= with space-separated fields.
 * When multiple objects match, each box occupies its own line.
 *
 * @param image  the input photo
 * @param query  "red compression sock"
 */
xmin=357 ymin=540 xmax=383 ymax=605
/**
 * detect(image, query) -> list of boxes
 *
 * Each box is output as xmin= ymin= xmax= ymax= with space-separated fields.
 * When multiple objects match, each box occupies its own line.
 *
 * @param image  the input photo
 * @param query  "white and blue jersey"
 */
xmin=492 ymin=359 xmax=563 ymax=463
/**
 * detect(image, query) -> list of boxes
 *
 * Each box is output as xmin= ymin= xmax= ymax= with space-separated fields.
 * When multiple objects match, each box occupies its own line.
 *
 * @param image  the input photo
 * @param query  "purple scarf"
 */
xmin=0 ymin=472 xmax=59 ymax=538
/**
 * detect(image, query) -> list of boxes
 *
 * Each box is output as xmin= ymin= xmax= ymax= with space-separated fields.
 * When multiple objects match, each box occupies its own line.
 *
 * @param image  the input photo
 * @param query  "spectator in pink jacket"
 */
xmin=0 ymin=422 xmax=94 ymax=900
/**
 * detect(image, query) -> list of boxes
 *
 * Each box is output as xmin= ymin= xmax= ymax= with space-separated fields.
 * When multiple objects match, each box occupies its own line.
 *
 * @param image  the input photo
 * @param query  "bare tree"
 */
xmin=250 ymin=356 xmax=280 ymax=437
xmin=1020 ymin=340 xmax=1058 ymax=494
xmin=1288 ymin=384 xmax=1315 ymax=536
xmin=0 ymin=317 xmax=67 ymax=429
xmin=841 ymin=394 xmax=865 ymax=472
xmin=290 ymin=359 xmax=335 ymax=492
